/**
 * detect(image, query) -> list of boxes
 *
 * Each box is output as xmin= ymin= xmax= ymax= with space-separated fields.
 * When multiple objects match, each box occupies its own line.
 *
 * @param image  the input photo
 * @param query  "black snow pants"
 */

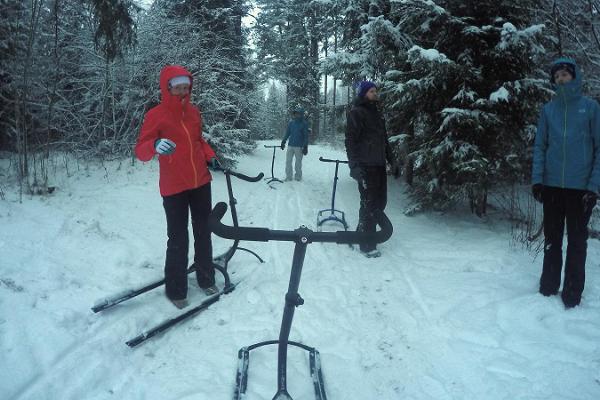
xmin=162 ymin=182 xmax=214 ymax=300
xmin=540 ymin=186 xmax=595 ymax=306
xmin=357 ymin=166 xmax=387 ymax=252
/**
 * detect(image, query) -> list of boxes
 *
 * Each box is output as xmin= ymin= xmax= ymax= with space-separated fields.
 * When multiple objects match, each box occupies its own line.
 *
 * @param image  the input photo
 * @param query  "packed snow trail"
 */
xmin=1 ymin=142 xmax=599 ymax=400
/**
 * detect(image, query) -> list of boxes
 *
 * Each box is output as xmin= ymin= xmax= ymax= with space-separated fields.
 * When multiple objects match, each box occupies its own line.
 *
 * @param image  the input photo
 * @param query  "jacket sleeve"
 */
xmin=282 ymin=122 xmax=291 ymax=143
xmin=345 ymin=108 xmax=361 ymax=168
xmin=588 ymin=100 xmax=600 ymax=193
xmin=197 ymin=109 xmax=216 ymax=161
xmin=531 ymin=107 xmax=548 ymax=185
xmin=304 ymin=121 xmax=309 ymax=147
xmin=135 ymin=109 xmax=159 ymax=162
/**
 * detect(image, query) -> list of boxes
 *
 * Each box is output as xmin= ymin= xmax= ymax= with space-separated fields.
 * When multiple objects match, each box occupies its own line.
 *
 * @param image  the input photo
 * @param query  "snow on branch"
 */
xmin=408 ymin=45 xmax=450 ymax=64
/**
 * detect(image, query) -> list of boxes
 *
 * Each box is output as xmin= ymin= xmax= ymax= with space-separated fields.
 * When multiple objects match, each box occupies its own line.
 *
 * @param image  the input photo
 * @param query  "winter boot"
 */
xmin=361 ymin=249 xmax=381 ymax=258
xmin=561 ymin=292 xmax=581 ymax=309
xmin=169 ymin=297 xmax=189 ymax=309
xmin=203 ymin=285 xmax=219 ymax=296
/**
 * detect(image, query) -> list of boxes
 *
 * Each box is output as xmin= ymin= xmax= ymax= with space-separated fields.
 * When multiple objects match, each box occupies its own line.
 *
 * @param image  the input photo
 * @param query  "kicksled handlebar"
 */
xmin=318 ymin=156 xmax=348 ymax=164
xmin=217 ymin=168 xmax=264 ymax=183
xmin=208 ymin=202 xmax=393 ymax=245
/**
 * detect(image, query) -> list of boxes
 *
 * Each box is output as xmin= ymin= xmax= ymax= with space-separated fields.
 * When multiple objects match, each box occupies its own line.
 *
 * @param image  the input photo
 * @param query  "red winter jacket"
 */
xmin=135 ymin=65 xmax=216 ymax=196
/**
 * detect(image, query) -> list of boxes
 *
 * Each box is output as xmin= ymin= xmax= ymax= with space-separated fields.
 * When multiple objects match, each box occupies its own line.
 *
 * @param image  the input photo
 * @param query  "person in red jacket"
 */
xmin=135 ymin=65 xmax=220 ymax=309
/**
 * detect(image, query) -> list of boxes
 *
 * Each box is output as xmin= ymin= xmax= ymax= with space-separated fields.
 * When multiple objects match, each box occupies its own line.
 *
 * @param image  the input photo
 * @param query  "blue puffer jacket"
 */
xmin=283 ymin=112 xmax=309 ymax=148
xmin=532 ymin=58 xmax=600 ymax=193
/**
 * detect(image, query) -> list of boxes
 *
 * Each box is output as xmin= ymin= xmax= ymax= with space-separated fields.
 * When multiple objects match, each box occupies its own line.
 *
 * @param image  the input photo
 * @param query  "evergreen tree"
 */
xmin=0 ymin=0 xmax=26 ymax=151
xmin=139 ymin=0 xmax=256 ymax=163
xmin=255 ymin=0 xmax=321 ymax=140
xmin=258 ymin=81 xmax=287 ymax=140
xmin=385 ymin=0 xmax=548 ymax=214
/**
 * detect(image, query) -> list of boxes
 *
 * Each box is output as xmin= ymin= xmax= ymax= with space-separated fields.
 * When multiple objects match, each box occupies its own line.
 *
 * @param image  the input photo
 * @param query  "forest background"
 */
xmin=2 ymin=0 xmax=600 ymax=232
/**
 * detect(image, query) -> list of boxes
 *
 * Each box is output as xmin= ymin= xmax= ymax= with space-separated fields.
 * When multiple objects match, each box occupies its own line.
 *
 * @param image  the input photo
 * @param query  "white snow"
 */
xmin=490 ymin=87 xmax=510 ymax=103
xmin=409 ymin=45 xmax=450 ymax=63
xmin=1 ymin=143 xmax=600 ymax=400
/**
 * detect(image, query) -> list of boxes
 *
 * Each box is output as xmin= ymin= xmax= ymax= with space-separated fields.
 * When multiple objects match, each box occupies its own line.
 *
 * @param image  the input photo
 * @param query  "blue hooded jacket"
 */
xmin=532 ymin=58 xmax=600 ymax=193
xmin=283 ymin=109 xmax=309 ymax=147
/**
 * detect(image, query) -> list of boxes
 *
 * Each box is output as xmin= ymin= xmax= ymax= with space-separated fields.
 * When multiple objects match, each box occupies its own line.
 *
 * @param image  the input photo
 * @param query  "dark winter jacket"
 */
xmin=135 ymin=65 xmax=216 ymax=196
xmin=345 ymin=97 xmax=391 ymax=169
xmin=283 ymin=113 xmax=309 ymax=147
xmin=532 ymin=58 xmax=600 ymax=193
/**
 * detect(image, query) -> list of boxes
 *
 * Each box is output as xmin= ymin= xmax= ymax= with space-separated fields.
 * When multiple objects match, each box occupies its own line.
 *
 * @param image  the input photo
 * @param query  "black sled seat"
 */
xmin=209 ymin=202 xmax=393 ymax=400
xmin=316 ymin=156 xmax=349 ymax=231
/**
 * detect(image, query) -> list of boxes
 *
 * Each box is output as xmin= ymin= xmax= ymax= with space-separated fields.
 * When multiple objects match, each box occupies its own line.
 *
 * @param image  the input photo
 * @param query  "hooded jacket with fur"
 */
xmin=135 ymin=65 xmax=215 ymax=196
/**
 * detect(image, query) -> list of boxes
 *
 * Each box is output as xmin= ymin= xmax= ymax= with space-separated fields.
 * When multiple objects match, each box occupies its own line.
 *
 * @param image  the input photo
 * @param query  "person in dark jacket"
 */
xmin=345 ymin=81 xmax=393 ymax=258
xmin=135 ymin=65 xmax=220 ymax=309
xmin=532 ymin=58 xmax=600 ymax=308
xmin=281 ymin=108 xmax=309 ymax=181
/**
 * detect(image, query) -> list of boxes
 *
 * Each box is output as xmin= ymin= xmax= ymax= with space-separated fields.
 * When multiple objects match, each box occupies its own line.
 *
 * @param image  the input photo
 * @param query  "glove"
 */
xmin=583 ymin=191 xmax=598 ymax=213
xmin=302 ymin=146 xmax=308 ymax=156
xmin=280 ymin=140 xmax=286 ymax=151
xmin=154 ymin=138 xmax=176 ymax=155
xmin=532 ymin=183 xmax=544 ymax=203
xmin=207 ymin=157 xmax=222 ymax=171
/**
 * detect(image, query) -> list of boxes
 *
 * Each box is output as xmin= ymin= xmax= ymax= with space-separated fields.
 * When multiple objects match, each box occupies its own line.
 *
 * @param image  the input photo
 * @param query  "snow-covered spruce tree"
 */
xmin=385 ymin=0 xmax=549 ymax=214
xmin=255 ymin=0 xmax=321 ymax=140
xmin=253 ymin=81 xmax=288 ymax=140
xmin=0 ymin=0 xmax=26 ymax=152
xmin=136 ymin=0 xmax=256 ymax=164
xmin=323 ymin=1 xmax=410 ymax=85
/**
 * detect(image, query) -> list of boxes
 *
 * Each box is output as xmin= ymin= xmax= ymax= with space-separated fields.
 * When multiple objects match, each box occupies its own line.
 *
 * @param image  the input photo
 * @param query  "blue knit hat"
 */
xmin=357 ymin=81 xmax=376 ymax=97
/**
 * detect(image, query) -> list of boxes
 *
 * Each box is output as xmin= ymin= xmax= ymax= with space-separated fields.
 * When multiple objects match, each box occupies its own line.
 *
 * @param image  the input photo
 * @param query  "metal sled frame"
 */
xmin=214 ymin=168 xmax=265 ymax=270
xmin=209 ymin=202 xmax=393 ymax=400
xmin=316 ymin=157 xmax=349 ymax=231
xmin=235 ymin=341 xmax=326 ymax=400
xmin=264 ymin=144 xmax=284 ymax=185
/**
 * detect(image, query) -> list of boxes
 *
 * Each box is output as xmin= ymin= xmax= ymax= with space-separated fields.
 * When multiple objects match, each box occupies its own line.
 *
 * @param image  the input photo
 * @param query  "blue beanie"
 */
xmin=357 ymin=81 xmax=376 ymax=97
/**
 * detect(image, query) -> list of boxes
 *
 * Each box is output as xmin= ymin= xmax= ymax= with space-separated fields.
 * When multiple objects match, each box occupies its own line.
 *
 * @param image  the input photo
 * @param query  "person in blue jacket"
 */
xmin=532 ymin=57 xmax=600 ymax=308
xmin=281 ymin=108 xmax=309 ymax=181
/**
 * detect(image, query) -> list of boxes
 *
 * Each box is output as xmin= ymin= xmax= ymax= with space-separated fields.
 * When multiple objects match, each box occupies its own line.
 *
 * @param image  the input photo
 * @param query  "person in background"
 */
xmin=532 ymin=57 xmax=600 ymax=308
xmin=345 ymin=80 xmax=393 ymax=258
xmin=281 ymin=107 xmax=309 ymax=181
xmin=135 ymin=65 xmax=221 ymax=309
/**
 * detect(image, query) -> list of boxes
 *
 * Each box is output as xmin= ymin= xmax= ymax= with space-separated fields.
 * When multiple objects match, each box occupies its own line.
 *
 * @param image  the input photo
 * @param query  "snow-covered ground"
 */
xmin=1 ymin=142 xmax=599 ymax=400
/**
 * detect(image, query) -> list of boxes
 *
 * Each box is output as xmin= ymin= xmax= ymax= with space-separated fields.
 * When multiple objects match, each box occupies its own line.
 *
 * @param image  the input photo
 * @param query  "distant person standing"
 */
xmin=345 ymin=81 xmax=393 ymax=258
xmin=532 ymin=58 xmax=600 ymax=308
xmin=135 ymin=65 xmax=220 ymax=309
xmin=281 ymin=107 xmax=309 ymax=181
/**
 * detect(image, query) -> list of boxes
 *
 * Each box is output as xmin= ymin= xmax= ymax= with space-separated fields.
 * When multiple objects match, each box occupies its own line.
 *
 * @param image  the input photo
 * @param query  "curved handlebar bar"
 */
xmin=319 ymin=156 xmax=348 ymax=164
xmin=264 ymin=145 xmax=281 ymax=149
xmin=223 ymin=169 xmax=264 ymax=183
xmin=208 ymin=202 xmax=393 ymax=245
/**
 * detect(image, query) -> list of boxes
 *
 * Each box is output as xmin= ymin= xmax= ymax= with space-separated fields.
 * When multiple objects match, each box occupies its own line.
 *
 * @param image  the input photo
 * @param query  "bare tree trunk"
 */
xmin=323 ymin=39 xmax=328 ymax=139
xmin=552 ymin=0 xmax=564 ymax=55
xmin=332 ymin=27 xmax=337 ymax=136
xmin=17 ymin=0 xmax=45 ymax=200
xmin=309 ymin=11 xmax=319 ymax=142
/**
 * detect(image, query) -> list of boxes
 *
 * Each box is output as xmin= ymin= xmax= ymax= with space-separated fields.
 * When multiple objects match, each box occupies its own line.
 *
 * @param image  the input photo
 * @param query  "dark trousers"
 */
xmin=540 ymin=186 xmax=595 ymax=304
xmin=357 ymin=166 xmax=387 ymax=252
xmin=162 ymin=183 xmax=214 ymax=300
